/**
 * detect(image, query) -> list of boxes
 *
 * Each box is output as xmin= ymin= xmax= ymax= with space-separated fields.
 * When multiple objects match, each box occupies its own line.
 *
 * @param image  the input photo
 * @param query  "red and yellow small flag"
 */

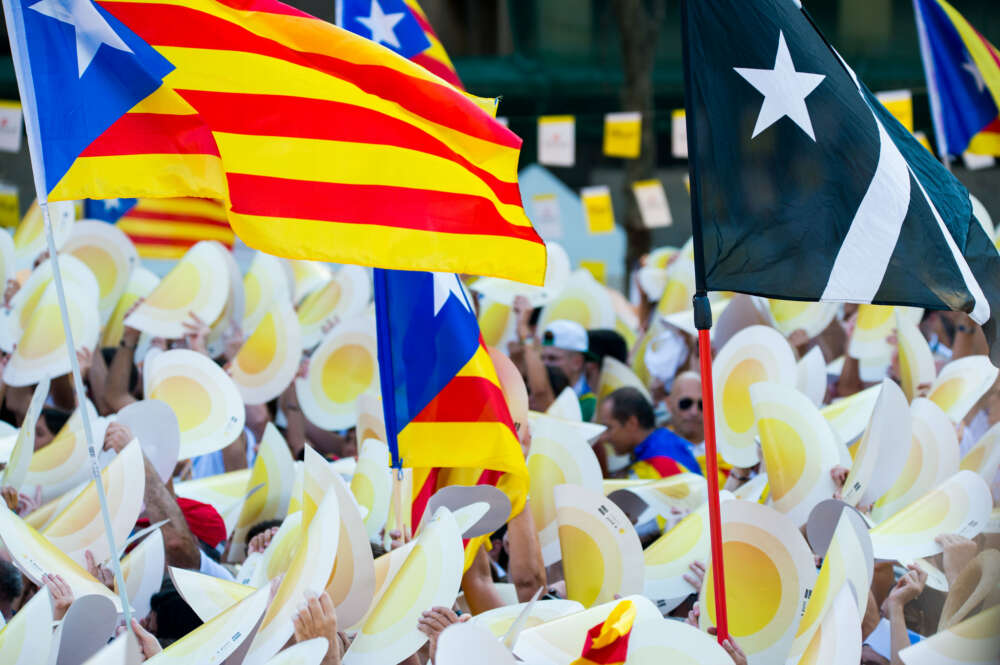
xmin=571 ymin=600 xmax=637 ymax=665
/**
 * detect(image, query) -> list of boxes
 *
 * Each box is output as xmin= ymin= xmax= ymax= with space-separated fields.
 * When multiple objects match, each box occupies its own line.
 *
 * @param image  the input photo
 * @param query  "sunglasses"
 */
xmin=677 ymin=397 xmax=703 ymax=412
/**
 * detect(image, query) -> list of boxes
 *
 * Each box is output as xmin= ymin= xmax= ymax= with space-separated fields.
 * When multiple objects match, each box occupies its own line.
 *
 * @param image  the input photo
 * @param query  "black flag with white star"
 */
xmin=683 ymin=0 xmax=1000 ymax=365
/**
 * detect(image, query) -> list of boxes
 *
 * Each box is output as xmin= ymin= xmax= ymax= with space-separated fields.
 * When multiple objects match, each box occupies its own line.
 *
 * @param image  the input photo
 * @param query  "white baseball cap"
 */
xmin=541 ymin=320 xmax=588 ymax=353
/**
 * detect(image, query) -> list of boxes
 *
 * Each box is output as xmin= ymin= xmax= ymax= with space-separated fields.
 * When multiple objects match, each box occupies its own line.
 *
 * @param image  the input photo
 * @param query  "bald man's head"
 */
xmin=667 ymin=372 xmax=703 ymax=443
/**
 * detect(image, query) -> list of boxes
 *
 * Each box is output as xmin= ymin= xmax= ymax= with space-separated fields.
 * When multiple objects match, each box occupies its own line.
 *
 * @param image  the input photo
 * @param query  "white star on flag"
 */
xmin=356 ymin=0 xmax=405 ymax=50
xmin=962 ymin=60 xmax=986 ymax=94
xmin=29 ymin=0 xmax=133 ymax=76
xmin=103 ymin=198 xmax=121 ymax=211
xmin=432 ymin=273 xmax=470 ymax=316
xmin=734 ymin=31 xmax=826 ymax=141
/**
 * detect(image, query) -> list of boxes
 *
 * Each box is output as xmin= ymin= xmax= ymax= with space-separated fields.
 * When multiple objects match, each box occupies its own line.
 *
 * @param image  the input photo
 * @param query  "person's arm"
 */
xmin=460 ymin=546 xmax=504 ymax=615
xmin=504 ymin=501 xmax=546 ymax=602
xmin=106 ymin=328 xmax=140 ymax=413
xmin=221 ymin=430 xmax=249 ymax=472
xmin=278 ymin=359 xmax=309 ymax=458
xmin=881 ymin=566 xmax=927 ymax=665
xmin=511 ymin=296 xmax=554 ymax=411
xmin=87 ymin=347 xmax=111 ymax=415
xmin=935 ymin=533 xmax=978 ymax=587
xmin=51 ymin=347 xmax=92 ymax=410
xmin=244 ymin=403 xmax=271 ymax=444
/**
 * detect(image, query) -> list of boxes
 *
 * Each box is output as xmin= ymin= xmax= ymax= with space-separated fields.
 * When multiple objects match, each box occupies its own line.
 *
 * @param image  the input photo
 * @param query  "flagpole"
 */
xmin=1 ymin=0 xmax=132 ymax=624
xmin=680 ymin=0 xmax=729 ymax=644
xmin=911 ymin=0 xmax=954 ymax=171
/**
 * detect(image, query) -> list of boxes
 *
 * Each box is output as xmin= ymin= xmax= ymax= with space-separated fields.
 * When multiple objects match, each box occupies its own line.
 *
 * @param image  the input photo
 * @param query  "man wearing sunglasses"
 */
xmin=666 ymin=372 xmax=704 ymax=445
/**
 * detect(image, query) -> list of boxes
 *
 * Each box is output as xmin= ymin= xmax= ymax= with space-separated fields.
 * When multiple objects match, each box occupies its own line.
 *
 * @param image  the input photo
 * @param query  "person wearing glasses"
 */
xmin=665 ymin=371 xmax=704 ymax=445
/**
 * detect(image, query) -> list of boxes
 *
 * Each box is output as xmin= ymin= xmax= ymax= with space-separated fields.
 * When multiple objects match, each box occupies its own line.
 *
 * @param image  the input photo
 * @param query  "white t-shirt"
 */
xmin=198 ymin=550 xmax=235 ymax=582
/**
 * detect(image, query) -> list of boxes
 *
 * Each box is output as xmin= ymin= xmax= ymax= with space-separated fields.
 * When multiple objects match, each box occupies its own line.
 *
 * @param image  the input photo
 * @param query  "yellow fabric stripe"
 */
xmin=135 ymin=245 xmax=191 ymax=260
xmin=399 ymin=422 xmax=525 ymax=477
xmin=49 ymin=154 xmax=226 ymax=202
xmin=422 ymin=34 xmax=457 ymax=70
xmin=158 ymin=47 xmax=518 ymax=178
xmin=131 ymin=197 xmax=227 ymax=220
xmin=212 ymin=133 xmax=529 ymax=227
xmin=229 ymin=211 xmax=546 ymax=285
xmin=116 ymin=218 xmax=234 ymax=242
xmin=127 ymin=85 xmax=199 ymax=114
xmin=936 ymin=0 xmax=1000 ymax=108
xmin=968 ymin=128 xmax=1000 ymax=156
xmin=454 ymin=344 xmax=502 ymax=388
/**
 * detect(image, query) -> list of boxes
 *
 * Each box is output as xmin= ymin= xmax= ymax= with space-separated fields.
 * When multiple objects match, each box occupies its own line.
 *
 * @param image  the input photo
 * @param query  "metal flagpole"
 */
xmin=1 ymin=0 xmax=133 ymax=624
xmin=680 ymin=0 xmax=730 ymax=644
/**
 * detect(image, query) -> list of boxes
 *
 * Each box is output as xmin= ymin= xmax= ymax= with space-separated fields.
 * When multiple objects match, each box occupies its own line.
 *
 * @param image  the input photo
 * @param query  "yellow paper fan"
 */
xmin=296 ymin=314 xmax=378 ymax=430
xmin=118 ymin=528 xmax=165 ymax=620
xmin=872 ymin=398 xmax=960 ymax=522
xmin=750 ymin=382 xmax=841 ymax=526
xmin=795 ymin=586 xmax=862 ymax=665
xmin=537 ymin=269 xmax=616 ymax=331
xmin=41 ymin=439 xmax=145 ymax=566
xmin=231 ymin=299 xmax=302 ymax=405
xmin=125 ymin=241 xmax=230 ymax=339
xmin=897 ymin=604 xmax=1000 ymax=665
xmin=698 ymin=500 xmax=816 ymax=665
xmin=848 ymin=304 xmax=897 ymax=359
xmin=0 ymin=230 xmax=15 ymax=291
xmin=468 ymin=598 xmax=583 ymax=640
xmin=622 ymin=610 xmax=737 ymax=665
xmin=344 ymin=507 xmax=464 ymax=665
xmin=0 ymin=585 xmax=54 ymax=665
xmin=230 ymin=423 xmax=294 ymax=560
xmin=928 ymin=355 xmax=999 ymax=422
xmin=62 ymin=220 xmax=138 ymax=324
xmin=146 ymin=349 xmax=246 ymax=459
xmin=356 ymin=393 xmax=386 ymax=445
xmin=596 ymin=356 xmax=652 ymax=409
xmin=655 ymin=257 xmax=696 ymax=316
xmin=262 ymin=638 xmax=329 ymax=665
xmin=0 ymin=377 xmax=49 ymax=490
xmin=13 ymin=199 xmax=73 ymax=271
xmin=960 ymin=422 xmax=1000 ymax=483
xmin=477 ymin=298 xmax=516 ymax=349
xmin=795 ymin=346 xmax=827 ymax=408
xmin=352 ymin=438 xmax=392 ymax=540
xmin=243 ymin=511 xmax=303 ymax=588
xmin=627 ymin=473 xmax=707 ymax=517
xmin=5 ymin=254 xmax=97 ymax=348
xmin=242 ymin=252 xmax=292 ymax=336
xmin=297 ymin=265 xmax=371 ymax=350
xmin=171 ymin=567 xmax=256 ymax=622
xmin=288 ymin=260 xmax=332 ymax=304
xmin=555 ymin=483 xmax=644 ymax=608
xmin=713 ymin=325 xmax=797 ymax=467
xmin=820 ymin=383 xmax=880 ymax=449
xmin=840 ymin=379 xmax=911 ymax=508
xmin=100 ymin=266 xmax=158 ymax=348
xmin=895 ymin=311 xmax=936 ymax=402
xmin=768 ymin=300 xmax=837 ymax=338
xmin=24 ymin=401 xmax=104 ymax=502
xmin=870 ymin=470 xmax=993 ymax=561
xmin=526 ymin=415 xmax=604 ymax=567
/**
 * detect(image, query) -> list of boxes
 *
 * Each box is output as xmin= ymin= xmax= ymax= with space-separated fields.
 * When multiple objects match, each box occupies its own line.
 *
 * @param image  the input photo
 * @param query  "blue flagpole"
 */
xmin=373 ymin=268 xmax=403 ymax=472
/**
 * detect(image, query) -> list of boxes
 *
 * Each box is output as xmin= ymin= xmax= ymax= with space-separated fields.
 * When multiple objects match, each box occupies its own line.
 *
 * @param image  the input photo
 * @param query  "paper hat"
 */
xmin=750 ymin=382 xmax=841 ymax=526
xmin=100 ymin=266 xmax=158 ymax=348
xmin=537 ymin=269 xmax=616 ymax=331
xmin=870 ymin=470 xmax=993 ymax=561
xmin=242 ymin=252 xmax=293 ymax=336
xmin=840 ymin=378 xmax=910 ymax=509
xmin=114 ymin=399 xmax=181 ymax=484
xmin=768 ymin=299 xmax=838 ymax=338
xmin=125 ymin=241 xmax=230 ymax=339
xmin=622 ymin=608 xmax=738 ymax=665
xmin=712 ymin=325 xmax=797 ymax=467
xmin=0 ymin=377 xmax=48 ymax=491
xmin=297 ymin=264 xmax=371 ymax=350
xmin=345 ymin=507 xmax=465 ymax=665
xmin=296 ymin=313 xmax=378 ymax=430
xmin=157 ymin=584 xmax=270 ymax=665
xmin=896 ymin=311 xmax=936 ymax=402
xmin=928 ymin=355 xmax=999 ymax=423
xmin=62 ymin=220 xmax=138 ymax=324
xmin=472 ymin=241 xmax=571 ymax=308
xmin=960 ymin=421 xmax=1000 ymax=484
xmin=820 ymin=383 xmax=880 ymax=449
xmin=872 ymin=398 xmax=960 ymax=522
xmin=555 ymin=483 xmax=644 ymax=608
xmin=545 ymin=387 xmax=582 ymax=421
xmin=352 ymin=438 xmax=392 ymax=540
xmin=898 ymin=604 xmax=1000 ymax=665
xmin=0 ymin=586 xmax=54 ymax=665
xmin=698 ymin=500 xmax=817 ymax=665
xmin=231 ymin=298 xmax=303 ymax=406
xmin=146 ymin=349 xmax=246 ymax=459
xmin=288 ymin=260 xmax=332 ymax=304
xmin=118 ymin=528 xmax=165 ymax=621
xmin=174 ymin=468 xmax=251 ymax=510
xmin=469 ymin=599 xmax=584 ymax=641
xmin=795 ymin=346 xmax=827 ymax=407
xmin=14 ymin=199 xmax=74 ymax=272
xmin=24 ymin=400 xmax=107 ymax=502
xmin=655 ymin=257 xmax=696 ymax=316
xmin=527 ymin=416 xmax=604 ymax=566
xmin=230 ymin=423 xmax=295 ymax=557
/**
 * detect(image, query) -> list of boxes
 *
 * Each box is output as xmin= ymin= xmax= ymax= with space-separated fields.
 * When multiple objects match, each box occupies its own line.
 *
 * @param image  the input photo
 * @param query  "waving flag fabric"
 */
xmin=6 ymin=0 xmax=545 ymax=284
xmin=683 ymin=0 xmax=1000 ymax=366
xmin=570 ymin=600 xmax=636 ymax=665
xmin=913 ymin=0 xmax=1000 ymax=156
xmin=86 ymin=197 xmax=233 ymax=259
xmin=404 ymin=0 xmax=464 ymax=89
xmin=335 ymin=0 xmax=430 ymax=59
xmin=374 ymin=270 xmax=528 ymax=569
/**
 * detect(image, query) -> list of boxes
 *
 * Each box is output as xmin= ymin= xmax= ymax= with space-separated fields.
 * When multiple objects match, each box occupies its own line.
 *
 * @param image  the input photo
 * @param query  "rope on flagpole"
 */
xmin=40 ymin=199 xmax=134 ymax=626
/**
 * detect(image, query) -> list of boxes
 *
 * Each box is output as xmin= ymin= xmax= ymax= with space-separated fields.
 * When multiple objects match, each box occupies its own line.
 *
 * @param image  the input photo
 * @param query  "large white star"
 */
xmin=29 ymin=0 xmax=133 ymax=76
xmin=962 ymin=60 xmax=986 ymax=94
xmin=734 ymin=31 xmax=826 ymax=141
xmin=432 ymin=273 xmax=470 ymax=316
xmin=103 ymin=198 xmax=121 ymax=211
xmin=356 ymin=0 xmax=404 ymax=50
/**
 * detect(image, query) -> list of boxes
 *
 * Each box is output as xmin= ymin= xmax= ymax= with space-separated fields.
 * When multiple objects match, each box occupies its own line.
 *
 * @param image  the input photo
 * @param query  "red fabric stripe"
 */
xmin=225 ymin=173 xmax=542 ymax=244
xmin=213 ymin=0 xmax=311 ymax=18
xmin=98 ymin=1 xmax=518 ymax=149
xmin=409 ymin=376 xmax=516 ymax=435
xmin=643 ymin=455 xmax=684 ymax=478
xmin=579 ymin=620 xmax=630 ymax=664
xmin=123 ymin=209 xmax=230 ymax=228
xmin=981 ymin=117 xmax=1000 ymax=133
xmin=80 ymin=112 xmax=219 ymax=157
xmin=411 ymin=467 xmax=440 ymax=529
xmin=175 ymin=90 xmax=515 ymax=205
xmin=410 ymin=52 xmax=464 ymax=89
xmin=124 ymin=233 xmax=232 ymax=248
xmin=974 ymin=28 xmax=1000 ymax=69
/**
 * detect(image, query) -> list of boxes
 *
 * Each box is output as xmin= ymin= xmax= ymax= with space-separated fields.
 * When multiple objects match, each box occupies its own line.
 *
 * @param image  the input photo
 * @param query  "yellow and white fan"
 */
xmin=623 ymin=611 xmax=738 ymax=665
xmin=100 ymin=266 xmax=159 ymax=348
xmin=125 ymin=241 xmax=230 ymax=339
xmin=794 ymin=586 xmax=862 ymax=665
xmin=596 ymin=356 xmax=652 ymax=407
xmin=343 ymin=507 xmax=464 ymax=665
xmin=895 ymin=310 xmax=936 ymax=402
xmin=820 ymin=383 xmax=880 ymax=449
xmin=872 ymin=398 xmax=960 ymax=522
xmin=537 ymin=269 xmax=616 ymax=331
xmin=0 ymin=230 xmax=15 ymax=298
xmin=898 ymin=604 xmax=999 ymax=665
xmin=230 ymin=423 xmax=295 ymax=559
xmin=0 ymin=585 xmax=54 ymax=665
xmin=118 ymin=528 xmax=165 ymax=620
xmin=231 ymin=298 xmax=302 ymax=405
xmin=927 ymin=355 xmax=999 ymax=422
xmin=526 ymin=415 xmax=604 ymax=566
xmin=655 ymin=257 xmax=696 ymax=316
xmin=0 ymin=377 xmax=49 ymax=490
xmin=768 ymin=300 xmax=837 ymax=338
xmin=171 ymin=567 xmax=256 ymax=622
xmin=242 ymin=252 xmax=293 ymax=336
xmin=4 ymin=253 xmax=96 ymax=346
xmin=13 ymin=199 xmax=74 ymax=272
xmin=351 ymin=438 xmax=392 ymax=540
xmin=356 ymin=393 xmax=386 ymax=445
xmin=23 ymin=400 xmax=106 ymax=502
xmin=870 ymin=470 xmax=993 ymax=561
xmin=146 ymin=349 xmax=246 ymax=459
xmin=296 ymin=313 xmax=378 ymax=430
xmin=712 ymin=325 xmax=797 ymax=467
xmin=297 ymin=264 xmax=371 ymax=350
xmin=795 ymin=345 xmax=827 ymax=408
xmin=261 ymin=639 xmax=330 ymax=665
xmin=242 ymin=511 xmax=303 ymax=589
xmin=960 ymin=422 xmax=1000 ymax=484
xmin=477 ymin=296 xmax=518 ymax=349
xmin=62 ymin=220 xmax=138 ymax=324
xmin=471 ymin=241 xmax=571 ymax=308
xmin=555 ymin=483 xmax=644 ymax=608
xmin=848 ymin=305 xmax=901 ymax=359
xmin=698 ymin=500 xmax=816 ymax=665
xmin=469 ymin=599 xmax=584 ymax=640
xmin=288 ymin=260 xmax=332 ymax=304
xmin=750 ymin=382 xmax=841 ymax=526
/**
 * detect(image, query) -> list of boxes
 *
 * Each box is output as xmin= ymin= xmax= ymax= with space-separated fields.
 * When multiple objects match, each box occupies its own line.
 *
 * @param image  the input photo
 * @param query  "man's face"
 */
xmin=667 ymin=376 xmax=703 ymax=442
xmin=34 ymin=418 xmax=54 ymax=450
xmin=540 ymin=347 xmax=583 ymax=383
xmin=596 ymin=400 xmax=634 ymax=456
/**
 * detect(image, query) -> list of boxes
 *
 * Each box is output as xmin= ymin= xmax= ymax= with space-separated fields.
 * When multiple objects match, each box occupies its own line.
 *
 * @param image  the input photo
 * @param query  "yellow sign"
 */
xmin=579 ymin=260 xmax=606 ymax=285
xmin=581 ymin=185 xmax=614 ymax=234
xmin=875 ymin=90 xmax=914 ymax=132
xmin=603 ymin=112 xmax=641 ymax=158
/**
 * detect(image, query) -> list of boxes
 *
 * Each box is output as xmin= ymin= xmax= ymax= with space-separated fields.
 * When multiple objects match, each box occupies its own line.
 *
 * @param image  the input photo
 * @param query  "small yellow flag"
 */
xmin=581 ymin=185 xmax=614 ymax=234
xmin=875 ymin=90 xmax=914 ymax=132
xmin=603 ymin=112 xmax=641 ymax=158
xmin=579 ymin=260 xmax=607 ymax=285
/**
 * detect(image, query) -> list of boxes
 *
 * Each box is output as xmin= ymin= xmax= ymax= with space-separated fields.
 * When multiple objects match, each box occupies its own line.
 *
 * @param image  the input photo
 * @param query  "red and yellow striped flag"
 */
xmin=404 ymin=0 xmax=464 ymax=89
xmin=571 ymin=600 xmax=637 ymax=665
xmin=52 ymin=0 xmax=545 ymax=285
xmin=117 ymin=198 xmax=234 ymax=260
